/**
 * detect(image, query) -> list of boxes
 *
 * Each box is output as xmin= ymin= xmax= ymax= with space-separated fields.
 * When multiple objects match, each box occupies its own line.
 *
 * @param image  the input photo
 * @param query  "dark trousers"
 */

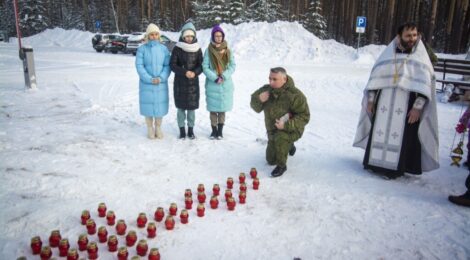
xmin=466 ymin=171 xmax=470 ymax=191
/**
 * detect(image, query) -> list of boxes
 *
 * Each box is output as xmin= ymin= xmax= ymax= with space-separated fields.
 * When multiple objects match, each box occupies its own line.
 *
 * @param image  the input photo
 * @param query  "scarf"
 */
xmin=208 ymin=41 xmax=230 ymax=76
xmin=176 ymin=41 xmax=201 ymax=53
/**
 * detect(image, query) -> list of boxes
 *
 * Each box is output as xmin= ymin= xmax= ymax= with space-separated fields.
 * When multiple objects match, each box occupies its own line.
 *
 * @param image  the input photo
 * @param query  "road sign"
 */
xmin=95 ymin=21 xmax=101 ymax=29
xmin=356 ymin=16 xmax=366 ymax=33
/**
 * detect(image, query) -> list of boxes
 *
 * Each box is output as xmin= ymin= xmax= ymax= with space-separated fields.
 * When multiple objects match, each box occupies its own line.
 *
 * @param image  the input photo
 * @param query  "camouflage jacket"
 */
xmin=250 ymin=75 xmax=310 ymax=140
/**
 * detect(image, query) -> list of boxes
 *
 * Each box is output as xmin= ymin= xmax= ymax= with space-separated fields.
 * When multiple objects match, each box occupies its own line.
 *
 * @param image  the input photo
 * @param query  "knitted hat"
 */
xmin=182 ymin=29 xmax=195 ymax=38
xmin=146 ymin=23 xmax=160 ymax=35
xmin=211 ymin=24 xmax=225 ymax=42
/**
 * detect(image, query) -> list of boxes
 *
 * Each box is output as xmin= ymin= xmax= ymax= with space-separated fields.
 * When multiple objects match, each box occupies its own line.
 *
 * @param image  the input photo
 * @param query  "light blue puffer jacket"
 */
xmin=202 ymin=49 xmax=236 ymax=112
xmin=136 ymin=40 xmax=171 ymax=117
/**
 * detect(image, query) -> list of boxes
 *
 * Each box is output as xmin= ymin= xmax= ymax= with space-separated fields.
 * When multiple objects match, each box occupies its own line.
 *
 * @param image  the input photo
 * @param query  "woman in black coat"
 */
xmin=170 ymin=22 xmax=203 ymax=139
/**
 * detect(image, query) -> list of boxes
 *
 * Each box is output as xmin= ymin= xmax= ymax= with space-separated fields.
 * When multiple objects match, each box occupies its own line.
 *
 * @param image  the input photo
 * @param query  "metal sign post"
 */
xmin=13 ymin=0 xmax=37 ymax=89
xmin=356 ymin=16 xmax=367 ymax=53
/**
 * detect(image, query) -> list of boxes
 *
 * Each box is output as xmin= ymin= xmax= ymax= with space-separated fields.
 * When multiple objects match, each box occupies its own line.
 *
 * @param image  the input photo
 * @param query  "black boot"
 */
xmin=187 ymin=127 xmax=195 ymax=139
xmin=179 ymin=127 xmax=186 ymax=139
xmin=217 ymin=123 xmax=224 ymax=139
xmin=271 ymin=165 xmax=287 ymax=177
xmin=210 ymin=126 xmax=218 ymax=139
xmin=448 ymin=191 xmax=470 ymax=207
xmin=289 ymin=144 xmax=296 ymax=156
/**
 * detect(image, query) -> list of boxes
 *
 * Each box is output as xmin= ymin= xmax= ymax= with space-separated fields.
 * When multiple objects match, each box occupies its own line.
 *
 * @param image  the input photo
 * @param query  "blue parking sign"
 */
xmin=95 ymin=21 xmax=101 ymax=29
xmin=356 ymin=16 xmax=366 ymax=33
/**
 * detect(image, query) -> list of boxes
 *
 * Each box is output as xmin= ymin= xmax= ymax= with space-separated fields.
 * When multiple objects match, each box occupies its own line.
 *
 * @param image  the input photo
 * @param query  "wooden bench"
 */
xmin=434 ymin=58 xmax=470 ymax=92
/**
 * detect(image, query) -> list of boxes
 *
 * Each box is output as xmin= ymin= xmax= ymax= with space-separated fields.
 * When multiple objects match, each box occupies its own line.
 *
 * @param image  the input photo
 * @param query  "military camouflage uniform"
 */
xmin=250 ymin=75 xmax=310 ymax=167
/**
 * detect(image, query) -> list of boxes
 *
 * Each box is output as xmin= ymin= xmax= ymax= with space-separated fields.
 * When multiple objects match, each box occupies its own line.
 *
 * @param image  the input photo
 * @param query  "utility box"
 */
xmin=20 ymin=46 xmax=37 ymax=89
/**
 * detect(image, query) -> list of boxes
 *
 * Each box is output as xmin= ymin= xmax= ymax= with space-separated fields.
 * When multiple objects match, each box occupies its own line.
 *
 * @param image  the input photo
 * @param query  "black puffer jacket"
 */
xmin=170 ymin=45 xmax=203 ymax=110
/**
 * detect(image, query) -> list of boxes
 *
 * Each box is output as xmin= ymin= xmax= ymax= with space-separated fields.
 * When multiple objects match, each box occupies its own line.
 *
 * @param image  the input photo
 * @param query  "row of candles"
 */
xmin=27 ymin=168 xmax=260 ymax=260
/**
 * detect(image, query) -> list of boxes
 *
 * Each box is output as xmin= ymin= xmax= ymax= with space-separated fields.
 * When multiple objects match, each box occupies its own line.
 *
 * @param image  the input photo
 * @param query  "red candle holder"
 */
xmin=154 ymin=207 xmax=165 ymax=222
xmin=250 ymin=167 xmax=258 ymax=179
xmin=184 ymin=188 xmax=192 ymax=198
xmin=240 ymin=183 xmax=247 ymax=192
xmin=97 ymin=226 xmax=108 ymax=243
xmin=77 ymin=234 xmax=88 ymax=251
xmin=197 ymin=191 xmax=206 ymax=203
xmin=87 ymin=242 xmax=99 ymax=260
xmin=197 ymin=203 xmax=205 ymax=217
xmin=136 ymin=239 xmax=149 ymax=256
xmin=30 ymin=236 xmax=42 ymax=255
xmin=116 ymin=219 xmax=127 ymax=235
xmin=81 ymin=210 xmax=90 ymax=225
xmin=58 ymin=238 xmax=70 ymax=257
xmin=165 ymin=216 xmax=175 ymax=230
xmin=86 ymin=219 xmax=97 ymax=235
xmin=197 ymin=183 xmax=205 ymax=193
xmin=147 ymin=222 xmax=157 ymax=238
xmin=210 ymin=196 xmax=219 ymax=209
xmin=239 ymin=191 xmax=246 ymax=204
xmin=97 ymin=202 xmax=107 ymax=218
xmin=40 ymin=246 xmax=52 ymax=260
xmin=212 ymin=184 xmax=220 ymax=196
xmin=66 ymin=248 xmax=79 ymax=260
xmin=227 ymin=197 xmax=236 ymax=211
xmin=227 ymin=177 xmax=234 ymax=189
xmin=169 ymin=203 xmax=178 ymax=216
xmin=180 ymin=209 xmax=189 ymax=224
xmin=137 ymin=212 xmax=148 ymax=228
xmin=253 ymin=178 xmax=260 ymax=190
xmin=224 ymin=189 xmax=233 ymax=201
xmin=148 ymin=248 xmax=161 ymax=260
xmin=239 ymin=172 xmax=246 ymax=183
xmin=117 ymin=247 xmax=129 ymax=260
xmin=126 ymin=230 xmax=138 ymax=247
xmin=108 ymin=235 xmax=118 ymax=252
xmin=49 ymin=230 xmax=61 ymax=247
xmin=106 ymin=210 xmax=116 ymax=225
xmin=185 ymin=196 xmax=193 ymax=210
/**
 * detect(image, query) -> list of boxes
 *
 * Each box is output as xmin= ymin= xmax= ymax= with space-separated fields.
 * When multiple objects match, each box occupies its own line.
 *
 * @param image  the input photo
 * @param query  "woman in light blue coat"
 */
xmin=202 ymin=25 xmax=236 ymax=139
xmin=135 ymin=23 xmax=171 ymax=139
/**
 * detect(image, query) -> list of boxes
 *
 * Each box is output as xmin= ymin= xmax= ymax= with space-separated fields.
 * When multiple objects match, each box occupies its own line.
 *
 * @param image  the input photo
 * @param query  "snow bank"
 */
xmin=14 ymin=22 xmax=385 ymax=64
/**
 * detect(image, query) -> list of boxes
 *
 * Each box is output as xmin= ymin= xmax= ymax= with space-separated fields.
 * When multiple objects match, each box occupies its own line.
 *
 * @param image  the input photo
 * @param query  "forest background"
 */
xmin=0 ymin=0 xmax=468 ymax=53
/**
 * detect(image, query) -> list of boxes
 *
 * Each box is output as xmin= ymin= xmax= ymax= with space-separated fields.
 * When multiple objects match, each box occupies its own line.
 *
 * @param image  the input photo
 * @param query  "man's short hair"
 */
xmin=397 ymin=22 xmax=419 ymax=35
xmin=270 ymin=67 xmax=287 ymax=77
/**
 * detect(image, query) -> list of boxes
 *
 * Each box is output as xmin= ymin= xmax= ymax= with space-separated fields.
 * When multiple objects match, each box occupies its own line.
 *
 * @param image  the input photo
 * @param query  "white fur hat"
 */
xmin=146 ymin=23 xmax=160 ymax=35
xmin=182 ymin=29 xmax=195 ymax=38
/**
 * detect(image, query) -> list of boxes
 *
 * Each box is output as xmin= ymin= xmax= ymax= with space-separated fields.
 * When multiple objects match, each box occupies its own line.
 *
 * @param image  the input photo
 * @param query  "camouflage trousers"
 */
xmin=266 ymin=131 xmax=295 ymax=167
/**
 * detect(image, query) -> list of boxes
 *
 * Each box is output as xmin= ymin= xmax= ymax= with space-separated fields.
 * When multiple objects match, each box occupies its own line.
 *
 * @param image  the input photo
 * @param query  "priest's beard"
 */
xmin=400 ymin=38 xmax=417 ymax=52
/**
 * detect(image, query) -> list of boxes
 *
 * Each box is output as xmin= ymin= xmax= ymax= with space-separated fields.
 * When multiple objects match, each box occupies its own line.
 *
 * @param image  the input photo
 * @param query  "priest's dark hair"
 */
xmin=397 ymin=22 xmax=419 ymax=35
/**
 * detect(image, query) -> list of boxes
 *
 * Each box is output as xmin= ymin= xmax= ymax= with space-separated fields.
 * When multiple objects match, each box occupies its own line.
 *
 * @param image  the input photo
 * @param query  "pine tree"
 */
xmin=303 ymin=0 xmax=327 ymax=39
xmin=0 ymin=0 xmax=16 ymax=38
xmin=19 ymin=0 xmax=50 ymax=36
xmin=247 ymin=0 xmax=282 ymax=23
xmin=191 ymin=0 xmax=211 ymax=29
xmin=228 ymin=0 xmax=246 ymax=25
xmin=192 ymin=0 xmax=229 ymax=28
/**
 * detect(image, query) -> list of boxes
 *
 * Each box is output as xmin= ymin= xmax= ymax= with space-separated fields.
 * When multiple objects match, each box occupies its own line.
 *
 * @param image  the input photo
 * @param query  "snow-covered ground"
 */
xmin=1 ymin=22 xmax=469 ymax=260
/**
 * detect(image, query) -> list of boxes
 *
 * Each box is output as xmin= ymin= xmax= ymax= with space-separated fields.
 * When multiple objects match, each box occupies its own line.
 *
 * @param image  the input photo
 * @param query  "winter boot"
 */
xmin=217 ymin=123 xmax=224 ymax=139
xmin=187 ymin=127 xmax=195 ymax=139
xmin=145 ymin=117 xmax=155 ymax=139
xmin=271 ymin=165 xmax=287 ymax=178
xmin=179 ymin=127 xmax=186 ymax=139
xmin=289 ymin=144 xmax=296 ymax=156
xmin=155 ymin=118 xmax=164 ymax=139
xmin=210 ymin=126 xmax=218 ymax=139
xmin=448 ymin=191 xmax=470 ymax=207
